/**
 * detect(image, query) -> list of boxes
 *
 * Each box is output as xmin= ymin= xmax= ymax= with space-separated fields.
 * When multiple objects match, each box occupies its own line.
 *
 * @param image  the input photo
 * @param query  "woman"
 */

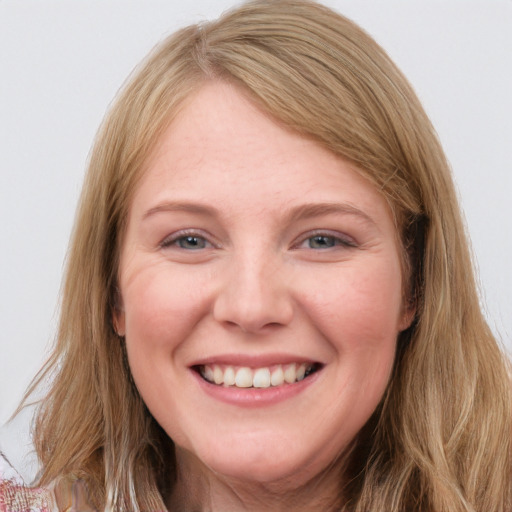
xmin=3 ymin=0 xmax=510 ymax=510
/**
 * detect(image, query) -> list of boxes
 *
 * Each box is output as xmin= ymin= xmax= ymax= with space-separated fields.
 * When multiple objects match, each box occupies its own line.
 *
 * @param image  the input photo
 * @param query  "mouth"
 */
xmin=194 ymin=362 xmax=322 ymax=389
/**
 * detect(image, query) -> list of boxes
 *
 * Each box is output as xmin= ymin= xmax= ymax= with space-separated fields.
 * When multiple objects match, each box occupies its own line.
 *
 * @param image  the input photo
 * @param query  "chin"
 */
xmin=195 ymin=436 xmax=332 ymax=487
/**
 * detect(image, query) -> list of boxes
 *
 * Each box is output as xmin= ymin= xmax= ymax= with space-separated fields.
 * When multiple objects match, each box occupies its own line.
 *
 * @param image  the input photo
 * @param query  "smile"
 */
xmin=197 ymin=362 xmax=320 ymax=389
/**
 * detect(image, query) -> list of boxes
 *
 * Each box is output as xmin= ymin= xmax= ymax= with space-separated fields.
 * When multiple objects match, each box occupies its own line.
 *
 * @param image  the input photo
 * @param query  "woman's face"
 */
xmin=115 ymin=81 xmax=413 ymax=486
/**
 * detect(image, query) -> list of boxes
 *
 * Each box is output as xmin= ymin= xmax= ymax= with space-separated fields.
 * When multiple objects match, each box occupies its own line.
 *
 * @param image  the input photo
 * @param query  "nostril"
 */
xmin=214 ymin=307 xmax=293 ymax=334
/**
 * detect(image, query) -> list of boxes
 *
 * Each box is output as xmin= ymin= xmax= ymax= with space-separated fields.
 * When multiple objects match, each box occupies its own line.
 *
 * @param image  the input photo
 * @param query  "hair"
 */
xmin=23 ymin=1 xmax=511 ymax=510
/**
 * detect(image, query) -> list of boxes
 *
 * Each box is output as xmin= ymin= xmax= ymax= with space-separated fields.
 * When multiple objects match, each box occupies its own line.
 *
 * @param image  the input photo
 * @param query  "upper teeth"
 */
xmin=200 ymin=363 xmax=312 ymax=388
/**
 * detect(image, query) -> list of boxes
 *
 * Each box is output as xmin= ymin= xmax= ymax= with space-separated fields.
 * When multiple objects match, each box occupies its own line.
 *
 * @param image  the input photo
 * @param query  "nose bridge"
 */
xmin=213 ymin=243 xmax=293 ymax=332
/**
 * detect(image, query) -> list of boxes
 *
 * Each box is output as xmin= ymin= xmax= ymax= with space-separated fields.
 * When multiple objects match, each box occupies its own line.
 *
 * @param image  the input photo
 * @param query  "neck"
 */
xmin=166 ymin=447 xmax=347 ymax=512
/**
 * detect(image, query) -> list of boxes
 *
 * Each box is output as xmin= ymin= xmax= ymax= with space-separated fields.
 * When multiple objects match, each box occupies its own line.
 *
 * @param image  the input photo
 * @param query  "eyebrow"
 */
xmin=284 ymin=202 xmax=377 ymax=227
xmin=143 ymin=201 xmax=219 ymax=220
xmin=143 ymin=200 xmax=376 ymax=226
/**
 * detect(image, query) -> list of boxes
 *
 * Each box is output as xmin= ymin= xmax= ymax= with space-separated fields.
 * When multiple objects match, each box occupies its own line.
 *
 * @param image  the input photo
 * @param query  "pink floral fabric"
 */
xmin=0 ymin=453 xmax=56 ymax=512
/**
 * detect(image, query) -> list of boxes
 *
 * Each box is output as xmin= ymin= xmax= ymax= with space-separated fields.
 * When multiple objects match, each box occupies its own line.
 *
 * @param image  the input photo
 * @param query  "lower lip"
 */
xmin=191 ymin=369 xmax=321 ymax=407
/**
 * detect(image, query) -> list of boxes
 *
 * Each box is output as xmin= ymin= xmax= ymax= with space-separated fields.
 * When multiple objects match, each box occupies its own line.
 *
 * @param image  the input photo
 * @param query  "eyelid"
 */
xmin=292 ymin=229 xmax=357 ymax=249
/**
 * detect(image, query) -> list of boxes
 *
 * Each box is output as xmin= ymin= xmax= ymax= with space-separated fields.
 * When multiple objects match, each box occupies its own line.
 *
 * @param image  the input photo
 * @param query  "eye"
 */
xmin=308 ymin=235 xmax=338 ymax=249
xmin=160 ymin=231 xmax=213 ymax=251
xmin=296 ymin=231 xmax=356 ymax=250
xmin=175 ymin=235 xmax=208 ymax=250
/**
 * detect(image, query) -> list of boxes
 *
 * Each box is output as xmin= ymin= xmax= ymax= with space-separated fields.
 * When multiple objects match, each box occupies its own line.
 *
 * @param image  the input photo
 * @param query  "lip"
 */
xmin=188 ymin=352 xmax=322 ymax=368
xmin=190 ymin=361 xmax=322 ymax=408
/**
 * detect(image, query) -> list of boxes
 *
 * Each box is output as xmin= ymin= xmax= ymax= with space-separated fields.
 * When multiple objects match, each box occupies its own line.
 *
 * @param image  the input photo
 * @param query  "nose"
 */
xmin=212 ymin=252 xmax=294 ymax=333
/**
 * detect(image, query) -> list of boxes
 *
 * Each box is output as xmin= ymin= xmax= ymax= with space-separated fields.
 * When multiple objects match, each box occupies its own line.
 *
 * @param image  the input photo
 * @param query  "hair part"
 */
xmin=25 ymin=1 xmax=511 ymax=511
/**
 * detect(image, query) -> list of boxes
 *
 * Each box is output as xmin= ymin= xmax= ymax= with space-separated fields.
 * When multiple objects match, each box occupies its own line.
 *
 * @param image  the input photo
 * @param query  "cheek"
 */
xmin=122 ymin=265 xmax=211 ymax=356
xmin=296 ymin=255 xmax=403 ymax=414
xmin=303 ymin=259 xmax=404 ymax=348
xmin=120 ymin=267 xmax=211 ymax=440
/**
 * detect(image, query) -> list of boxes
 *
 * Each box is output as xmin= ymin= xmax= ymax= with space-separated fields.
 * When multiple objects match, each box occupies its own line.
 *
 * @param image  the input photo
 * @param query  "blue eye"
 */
xmin=161 ymin=232 xmax=211 ymax=250
xmin=308 ymin=235 xmax=338 ymax=249
xmin=176 ymin=236 xmax=208 ymax=250
xmin=296 ymin=232 xmax=356 ymax=250
xmin=306 ymin=234 xmax=356 ymax=249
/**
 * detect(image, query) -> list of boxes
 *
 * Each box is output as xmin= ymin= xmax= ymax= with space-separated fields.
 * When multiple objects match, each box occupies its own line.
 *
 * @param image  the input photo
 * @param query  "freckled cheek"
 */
xmin=122 ymin=268 xmax=211 ymax=353
xmin=299 ymin=264 xmax=404 ymax=351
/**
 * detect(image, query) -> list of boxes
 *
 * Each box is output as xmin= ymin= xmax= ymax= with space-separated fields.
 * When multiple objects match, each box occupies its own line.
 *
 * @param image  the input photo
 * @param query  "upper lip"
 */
xmin=188 ymin=353 xmax=323 ymax=368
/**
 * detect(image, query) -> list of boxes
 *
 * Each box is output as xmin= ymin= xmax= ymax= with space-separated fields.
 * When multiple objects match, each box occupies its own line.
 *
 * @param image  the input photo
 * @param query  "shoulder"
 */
xmin=0 ymin=452 xmax=56 ymax=512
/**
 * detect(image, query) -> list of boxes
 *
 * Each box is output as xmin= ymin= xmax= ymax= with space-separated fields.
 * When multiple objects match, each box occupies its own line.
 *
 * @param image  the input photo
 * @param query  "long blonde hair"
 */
xmin=26 ymin=1 xmax=511 ymax=510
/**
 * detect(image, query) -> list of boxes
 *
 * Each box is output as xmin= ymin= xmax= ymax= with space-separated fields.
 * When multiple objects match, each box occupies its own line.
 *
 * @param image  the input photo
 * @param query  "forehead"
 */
xmin=131 ymin=81 xmax=392 ymax=226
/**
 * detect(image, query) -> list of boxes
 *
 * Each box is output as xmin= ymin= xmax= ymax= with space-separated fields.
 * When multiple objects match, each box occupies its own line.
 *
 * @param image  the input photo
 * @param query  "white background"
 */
xmin=1 ymin=1 xmax=511 ymax=478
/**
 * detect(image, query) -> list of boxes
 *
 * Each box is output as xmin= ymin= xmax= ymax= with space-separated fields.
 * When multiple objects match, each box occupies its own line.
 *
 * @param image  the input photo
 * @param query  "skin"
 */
xmin=115 ymin=81 xmax=414 ymax=511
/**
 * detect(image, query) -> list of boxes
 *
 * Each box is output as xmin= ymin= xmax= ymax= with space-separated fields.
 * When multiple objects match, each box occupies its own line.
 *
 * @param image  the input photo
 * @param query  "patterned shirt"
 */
xmin=0 ymin=453 xmax=56 ymax=512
